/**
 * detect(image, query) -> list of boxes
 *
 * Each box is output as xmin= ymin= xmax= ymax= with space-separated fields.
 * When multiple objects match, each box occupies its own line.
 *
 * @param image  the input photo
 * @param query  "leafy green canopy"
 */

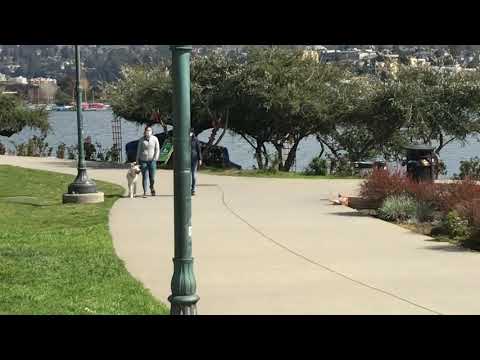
xmin=0 ymin=94 xmax=49 ymax=138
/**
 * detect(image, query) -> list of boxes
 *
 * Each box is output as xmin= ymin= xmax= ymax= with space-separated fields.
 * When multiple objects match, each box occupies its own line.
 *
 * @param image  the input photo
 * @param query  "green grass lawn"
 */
xmin=0 ymin=165 xmax=168 ymax=315
xmin=200 ymin=167 xmax=360 ymax=180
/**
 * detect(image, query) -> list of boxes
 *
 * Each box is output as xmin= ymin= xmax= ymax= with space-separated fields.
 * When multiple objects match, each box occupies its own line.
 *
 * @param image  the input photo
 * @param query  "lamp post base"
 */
xmin=168 ymin=295 xmax=200 ymax=315
xmin=67 ymin=168 xmax=97 ymax=194
xmin=63 ymin=192 xmax=104 ymax=204
xmin=63 ymin=168 xmax=103 ymax=204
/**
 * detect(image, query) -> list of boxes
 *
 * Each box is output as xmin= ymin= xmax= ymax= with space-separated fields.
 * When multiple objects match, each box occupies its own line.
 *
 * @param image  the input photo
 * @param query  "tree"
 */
xmin=227 ymin=48 xmax=344 ymax=171
xmin=315 ymin=73 xmax=409 ymax=166
xmin=189 ymin=51 xmax=240 ymax=141
xmin=448 ymin=45 xmax=462 ymax=58
xmin=104 ymin=64 xmax=172 ymax=126
xmin=105 ymin=48 xmax=347 ymax=172
xmin=55 ymin=88 xmax=71 ymax=105
xmin=224 ymin=58 xmax=275 ymax=169
xmin=105 ymin=52 xmax=239 ymax=144
xmin=395 ymin=66 xmax=480 ymax=154
xmin=0 ymin=94 xmax=49 ymax=137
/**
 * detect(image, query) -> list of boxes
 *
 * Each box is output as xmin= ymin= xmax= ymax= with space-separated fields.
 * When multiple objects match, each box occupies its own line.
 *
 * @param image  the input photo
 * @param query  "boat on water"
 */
xmin=81 ymin=102 xmax=111 ymax=111
xmin=27 ymin=103 xmax=57 ymax=111
xmin=54 ymin=105 xmax=74 ymax=111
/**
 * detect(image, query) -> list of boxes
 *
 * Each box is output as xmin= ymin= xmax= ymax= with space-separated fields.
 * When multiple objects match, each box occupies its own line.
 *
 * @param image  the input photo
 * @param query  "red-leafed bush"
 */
xmin=437 ymin=178 xmax=480 ymax=223
xmin=360 ymin=169 xmax=440 ymax=204
xmin=359 ymin=169 xmax=411 ymax=202
xmin=360 ymin=170 xmax=480 ymax=220
xmin=406 ymin=180 xmax=440 ymax=205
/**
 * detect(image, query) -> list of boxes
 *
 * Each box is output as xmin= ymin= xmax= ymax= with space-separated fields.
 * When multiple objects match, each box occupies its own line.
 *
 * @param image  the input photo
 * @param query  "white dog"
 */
xmin=127 ymin=162 xmax=141 ymax=198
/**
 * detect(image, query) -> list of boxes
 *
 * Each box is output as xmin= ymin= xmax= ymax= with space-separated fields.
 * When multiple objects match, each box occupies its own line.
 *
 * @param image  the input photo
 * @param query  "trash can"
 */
xmin=402 ymin=144 xmax=436 ymax=182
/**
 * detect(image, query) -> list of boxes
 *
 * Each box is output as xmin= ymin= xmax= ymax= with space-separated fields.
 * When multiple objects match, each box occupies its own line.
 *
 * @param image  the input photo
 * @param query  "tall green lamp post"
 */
xmin=168 ymin=45 xmax=199 ymax=315
xmin=63 ymin=45 xmax=103 ymax=204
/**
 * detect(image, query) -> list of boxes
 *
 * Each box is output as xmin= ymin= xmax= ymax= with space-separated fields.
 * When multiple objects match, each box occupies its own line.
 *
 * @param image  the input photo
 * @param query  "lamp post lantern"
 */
xmin=168 ymin=45 xmax=199 ymax=315
xmin=63 ymin=45 xmax=103 ymax=204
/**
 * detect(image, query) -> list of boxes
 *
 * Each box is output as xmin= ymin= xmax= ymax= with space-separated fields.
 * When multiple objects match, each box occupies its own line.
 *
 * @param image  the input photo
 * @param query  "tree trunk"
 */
xmin=202 ymin=121 xmax=220 ymax=159
xmin=255 ymin=146 xmax=265 ymax=170
xmin=318 ymin=141 xmax=325 ymax=159
xmin=262 ymin=144 xmax=269 ymax=168
xmin=282 ymin=139 xmax=301 ymax=172
xmin=435 ymin=136 xmax=456 ymax=155
xmin=213 ymin=109 xmax=229 ymax=147
xmin=274 ymin=144 xmax=284 ymax=171
xmin=207 ymin=127 xmax=219 ymax=147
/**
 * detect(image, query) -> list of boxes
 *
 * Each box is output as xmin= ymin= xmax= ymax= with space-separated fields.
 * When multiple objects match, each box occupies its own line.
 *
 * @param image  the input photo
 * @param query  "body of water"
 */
xmin=1 ymin=110 xmax=479 ymax=177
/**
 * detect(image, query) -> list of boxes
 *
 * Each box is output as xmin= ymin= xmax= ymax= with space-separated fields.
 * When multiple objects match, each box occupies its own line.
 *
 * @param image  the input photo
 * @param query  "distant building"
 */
xmin=11 ymin=76 xmax=28 ymax=85
xmin=431 ymin=64 xmax=462 ymax=74
xmin=302 ymin=50 xmax=320 ymax=62
xmin=29 ymin=77 xmax=57 ymax=86
xmin=408 ymin=57 xmax=430 ymax=67
xmin=305 ymin=45 xmax=328 ymax=52
xmin=322 ymin=49 xmax=360 ymax=63
xmin=359 ymin=50 xmax=377 ymax=61
xmin=384 ymin=54 xmax=399 ymax=63
xmin=26 ymin=78 xmax=58 ymax=104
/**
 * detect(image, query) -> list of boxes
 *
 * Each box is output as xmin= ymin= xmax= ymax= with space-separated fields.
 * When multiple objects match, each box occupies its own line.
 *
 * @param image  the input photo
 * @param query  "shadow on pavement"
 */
xmin=420 ymin=244 xmax=472 ymax=253
xmin=120 ymin=194 xmax=173 ymax=199
xmin=328 ymin=211 xmax=373 ymax=217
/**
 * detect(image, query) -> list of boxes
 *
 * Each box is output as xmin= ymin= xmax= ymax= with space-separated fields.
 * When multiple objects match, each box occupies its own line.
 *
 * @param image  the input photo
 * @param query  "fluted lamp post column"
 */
xmin=63 ymin=45 xmax=104 ymax=204
xmin=168 ymin=45 xmax=199 ymax=315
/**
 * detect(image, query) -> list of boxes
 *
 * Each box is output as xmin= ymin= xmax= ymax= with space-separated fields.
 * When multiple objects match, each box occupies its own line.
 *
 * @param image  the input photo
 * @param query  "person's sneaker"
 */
xmin=143 ymin=192 xmax=147 ymax=198
xmin=191 ymin=190 xmax=195 ymax=196
xmin=151 ymin=189 xmax=156 ymax=196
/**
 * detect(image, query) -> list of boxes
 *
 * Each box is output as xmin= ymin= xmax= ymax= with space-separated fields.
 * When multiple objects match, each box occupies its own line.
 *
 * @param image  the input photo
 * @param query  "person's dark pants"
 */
xmin=191 ymin=161 xmax=198 ymax=193
xmin=140 ymin=160 xmax=156 ymax=194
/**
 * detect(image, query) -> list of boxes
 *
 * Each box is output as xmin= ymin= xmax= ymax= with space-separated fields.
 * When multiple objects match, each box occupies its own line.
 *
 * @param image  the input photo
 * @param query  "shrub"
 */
xmin=415 ymin=201 xmax=435 ymax=223
xmin=435 ymin=160 xmax=447 ymax=178
xmin=56 ymin=143 xmax=66 ymax=159
xmin=443 ymin=210 xmax=471 ymax=240
xmin=85 ymin=141 xmax=96 ymax=161
xmin=95 ymin=142 xmax=105 ymax=161
xmin=360 ymin=169 xmax=411 ymax=202
xmin=304 ymin=155 xmax=327 ymax=176
xmin=261 ymin=152 xmax=280 ymax=174
xmin=405 ymin=180 xmax=437 ymax=205
xmin=332 ymin=156 xmax=355 ymax=177
xmin=454 ymin=157 xmax=480 ymax=180
xmin=94 ymin=143 xmax=121 ymax=163
xmin=461 ymin=230 xmax=480 ymax=250
xmin=14 ymin=135 xmax=52 ymax=157
xmin=105 ymin=145 xmax=121 ymax=162
xmin=360 ymin=168 xmax=459 ymax=211
xmin=437 ymin=179 xmax=480 ymax=221
xmin=67 ymin=145 xmax=78 ymax=160
xmin=0 ymin=142 xmax=5 ymax=155
xmin=377 ymin=195 xmax=417 ymax=222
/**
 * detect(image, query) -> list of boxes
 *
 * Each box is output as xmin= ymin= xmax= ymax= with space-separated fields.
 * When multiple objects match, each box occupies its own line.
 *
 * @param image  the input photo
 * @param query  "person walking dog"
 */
xmin=136 ymin=126 xmax=160 ymax=197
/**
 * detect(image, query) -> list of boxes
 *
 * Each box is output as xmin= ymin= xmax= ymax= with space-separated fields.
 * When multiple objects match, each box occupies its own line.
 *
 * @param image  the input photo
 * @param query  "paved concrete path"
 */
xmin=3 ymin=155 xmax=480 ymax=315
